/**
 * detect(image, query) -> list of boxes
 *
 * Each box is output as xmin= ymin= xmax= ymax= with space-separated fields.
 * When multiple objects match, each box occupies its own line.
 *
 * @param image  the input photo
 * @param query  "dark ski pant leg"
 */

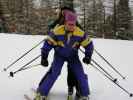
xmin=67 ymin=65 xmax=77 ymax=88
xmin=38 ymin=55 xmax=64 ymax=96
xmin=67 ymin=65 xmax=82 ymax=96
xmin=69 ymin=58 xmax=90 ymax=96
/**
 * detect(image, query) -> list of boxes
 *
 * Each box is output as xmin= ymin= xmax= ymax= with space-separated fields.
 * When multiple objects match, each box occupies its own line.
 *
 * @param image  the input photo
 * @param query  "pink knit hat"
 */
xmin=63 ymin=10 xmax=77 ymax=24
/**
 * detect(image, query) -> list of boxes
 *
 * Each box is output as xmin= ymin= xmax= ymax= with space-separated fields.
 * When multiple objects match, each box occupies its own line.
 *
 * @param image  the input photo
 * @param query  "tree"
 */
xmin=61 ymin=0 xmax=74 ymax=9
xmin=0 ymin=0 xmax=8 ymax=32
xmin=81 ymin=0 xmax=105 ymax=36
xmin=116 ymin=0 xmax=132 ymax=31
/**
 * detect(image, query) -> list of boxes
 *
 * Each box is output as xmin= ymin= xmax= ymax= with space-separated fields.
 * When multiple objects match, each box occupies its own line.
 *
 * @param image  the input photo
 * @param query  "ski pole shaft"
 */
xmin=4 ymin=39 xmax=45 ymax=71
xmin=90 ymin=63 xmax=133 ymax=97
xmin=94 ymin=49 xmax=126 ymax=79
xmin=79 ymin=48 xmax=117 ymax=82
xmin=91 ymin=59 xmax=117 ymax=82
xmin=90 ymin=63 xmax=116 ymax=82
xmin=20 ymin=64 xmax=41 ymax=71
xmin=9 ymin=55 xmax=41 ymax=77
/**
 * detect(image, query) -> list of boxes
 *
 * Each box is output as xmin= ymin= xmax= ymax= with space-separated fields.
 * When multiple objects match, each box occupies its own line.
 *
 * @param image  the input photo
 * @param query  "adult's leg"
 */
xmin=37 ymin=55 xmax=65 ymax=96
xmin=68 ymin=57 xmax=90 ymax=97
xmin=67 ymin=64 xmax=77 ymax=94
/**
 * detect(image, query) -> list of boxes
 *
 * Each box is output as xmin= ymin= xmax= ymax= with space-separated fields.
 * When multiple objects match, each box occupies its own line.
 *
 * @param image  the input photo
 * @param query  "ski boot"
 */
xmin=78 ymin=96 xmax=89 ymax=100
xmin=34 ymin=92 xmax=47 ymax=100
xmin=67 ymin=87 xmax=73 ymax=100
xmin=74 ymin=92 xmax=81 ymax=100
xmin=67 ymin=95 xmax=73 ymax=100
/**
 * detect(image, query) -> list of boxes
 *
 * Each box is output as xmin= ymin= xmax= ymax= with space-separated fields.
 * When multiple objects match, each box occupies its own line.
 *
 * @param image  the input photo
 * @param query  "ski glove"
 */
xmin=41 ymin=58 xmax=49 ymax=67
xmin=83 ymin=57 xmax=91 ymax=64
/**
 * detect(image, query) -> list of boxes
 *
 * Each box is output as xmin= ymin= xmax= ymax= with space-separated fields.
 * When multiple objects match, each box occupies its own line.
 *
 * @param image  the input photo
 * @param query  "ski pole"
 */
xmin=79 ymin=48 xmax=117 ymax=82
xmin=91 ymin=59 xmax=117 ymax=82
xmin=90 ymin=63 xmax=115 ymax=81
xmin=9 ymin=54 xmax=41 ymax=77
xmin=3 ymin=39 xmax=45 ymax=71
xmin=94 ymin=49 xmax=126 ymax=79
xmin=16 ymin=63 xmax=41 ymax=72
xmin=9 ymin=63 xmax=41 ymax=77
xmin=90 ymin=63 xmax=133 ymax=97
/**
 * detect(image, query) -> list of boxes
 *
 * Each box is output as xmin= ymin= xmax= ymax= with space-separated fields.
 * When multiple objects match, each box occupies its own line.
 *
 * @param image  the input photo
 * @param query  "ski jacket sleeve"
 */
xmin=80 ymin=33 xmax=94 ymax=58
xmin=41 ymin=31 xmax=57 ymax=59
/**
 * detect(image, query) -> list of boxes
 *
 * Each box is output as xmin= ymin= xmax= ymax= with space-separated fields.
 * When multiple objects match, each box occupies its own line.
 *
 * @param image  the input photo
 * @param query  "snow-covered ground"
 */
xmin=0 ymin=33 xmax=133 ymax=100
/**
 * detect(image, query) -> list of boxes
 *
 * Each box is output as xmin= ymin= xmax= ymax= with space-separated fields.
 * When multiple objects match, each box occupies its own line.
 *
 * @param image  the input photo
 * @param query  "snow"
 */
xmin=0 ymin=33 xmax=133 ymax=100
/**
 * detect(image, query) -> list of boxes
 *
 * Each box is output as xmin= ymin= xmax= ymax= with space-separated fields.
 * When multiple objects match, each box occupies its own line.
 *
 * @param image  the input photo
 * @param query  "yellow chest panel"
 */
xmin=53 ymin=25 xmax=85 ymax=37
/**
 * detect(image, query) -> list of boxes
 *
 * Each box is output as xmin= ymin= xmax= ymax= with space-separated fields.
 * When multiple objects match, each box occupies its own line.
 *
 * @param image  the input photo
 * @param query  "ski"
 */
xmin=24 ymin=88 xmax=36 ymax=100
xmin=24 ymin=94 xmax=32 ymax=100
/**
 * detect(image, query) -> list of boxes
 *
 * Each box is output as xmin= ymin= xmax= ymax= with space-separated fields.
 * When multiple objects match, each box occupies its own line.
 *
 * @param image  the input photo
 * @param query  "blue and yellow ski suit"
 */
xmin=38 ymin=25 xmax=93 ymax=96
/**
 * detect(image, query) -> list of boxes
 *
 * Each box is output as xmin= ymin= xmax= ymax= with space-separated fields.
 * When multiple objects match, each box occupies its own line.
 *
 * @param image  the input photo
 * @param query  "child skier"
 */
xmin=35 ymin=9 xmax=93 ymax=100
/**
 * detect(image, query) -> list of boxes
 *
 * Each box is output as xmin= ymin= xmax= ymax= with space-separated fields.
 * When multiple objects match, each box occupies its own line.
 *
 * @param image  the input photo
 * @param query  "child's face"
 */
xmin=65 ymin=21 xmax=76 ymax=32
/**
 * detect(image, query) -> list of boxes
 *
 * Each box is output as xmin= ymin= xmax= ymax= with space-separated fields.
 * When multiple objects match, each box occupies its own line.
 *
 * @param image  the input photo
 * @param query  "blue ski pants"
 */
xmin=38 ymin=54 xmax=89 ymax=96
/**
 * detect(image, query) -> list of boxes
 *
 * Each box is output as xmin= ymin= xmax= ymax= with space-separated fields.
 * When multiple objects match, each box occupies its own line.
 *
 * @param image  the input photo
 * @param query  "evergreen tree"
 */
xmin=0 ymin=0 xmax=8 ymax=32
xmin=82 ymin=0 xmax=105 ymax=36
xmin=116 ymin=0 xmax=132 ymax=31
xmin=61 ymin=0 xmax=74 ymax=9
